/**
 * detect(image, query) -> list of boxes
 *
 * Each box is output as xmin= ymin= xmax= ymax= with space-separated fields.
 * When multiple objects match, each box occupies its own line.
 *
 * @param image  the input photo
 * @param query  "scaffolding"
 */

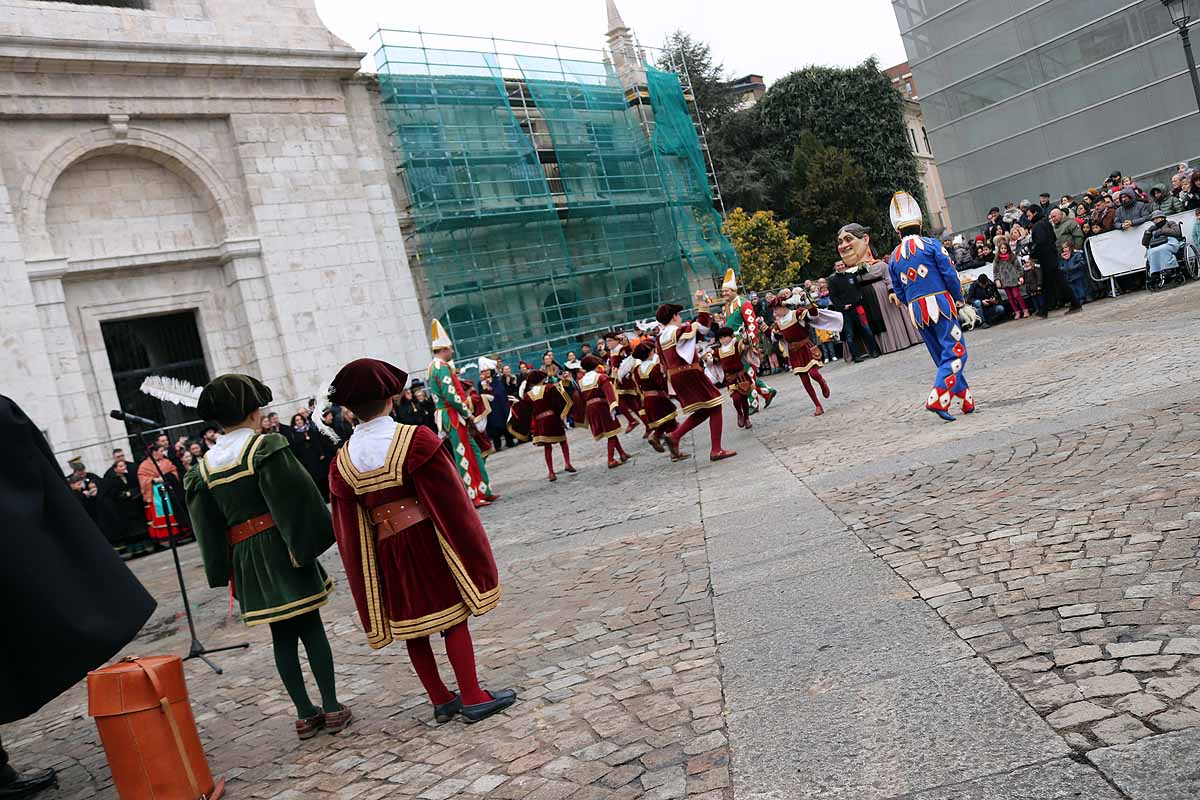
xmin=372 ymin=29 xmax=738 ymax=365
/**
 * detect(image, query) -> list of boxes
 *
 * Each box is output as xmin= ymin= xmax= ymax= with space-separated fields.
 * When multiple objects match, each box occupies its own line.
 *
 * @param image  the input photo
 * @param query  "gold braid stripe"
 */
xmin=434 ymin=527 xmax=501 ymax=614
xmin=200 ymin=434 xmax=267 ymax=489
xmin=337 ymin=425 xmax=416 ymax=495
xmin=357 ymin=503 xmax=391 ymax=649
xmin=386 ymin=602 xmax=471 ymax=640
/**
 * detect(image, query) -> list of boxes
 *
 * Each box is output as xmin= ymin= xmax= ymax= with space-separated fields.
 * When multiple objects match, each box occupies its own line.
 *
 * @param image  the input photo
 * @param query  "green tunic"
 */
xmin=183 ymin=432 xmax=335 ymax=626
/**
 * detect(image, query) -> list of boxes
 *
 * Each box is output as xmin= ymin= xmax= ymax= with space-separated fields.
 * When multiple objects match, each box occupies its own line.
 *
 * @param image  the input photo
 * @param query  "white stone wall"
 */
xmin=0 ymin=0 xmax=429 ymax=466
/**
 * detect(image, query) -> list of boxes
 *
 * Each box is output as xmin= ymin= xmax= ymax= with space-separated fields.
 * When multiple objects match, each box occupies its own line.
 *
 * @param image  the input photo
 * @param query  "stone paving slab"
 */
xmin=1087 ymin=727 xmax=1200 ymax=800
xmin=726 ymin=658 xmax=1067 ymax=800
xmin=889 ymin=757 xmax=1125 ymax=799
xmin=719 ymin=598 xmax=972 ymax=712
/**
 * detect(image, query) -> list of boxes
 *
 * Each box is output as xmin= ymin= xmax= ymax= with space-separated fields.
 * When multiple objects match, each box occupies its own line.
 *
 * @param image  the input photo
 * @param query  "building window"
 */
xmin=908 ymin=128 xmax=919 ymax=153
xmin=37 ymin=0 xmax=147 ymax=7
xmin=921 ymin=126 xmax=931 ymax=154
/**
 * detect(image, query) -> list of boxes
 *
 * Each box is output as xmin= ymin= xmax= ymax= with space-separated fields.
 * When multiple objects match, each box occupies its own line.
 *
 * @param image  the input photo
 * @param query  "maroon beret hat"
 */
xmin=330 ymin=358 xmax=407 ymax=406
xmin=524 ymin=369 xmax=548 ymax=385
xmin=580 ymin=355 xmax=603 ymax=371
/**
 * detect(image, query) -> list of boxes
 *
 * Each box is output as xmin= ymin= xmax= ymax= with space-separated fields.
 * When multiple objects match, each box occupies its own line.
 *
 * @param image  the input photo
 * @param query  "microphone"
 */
xmin=110 ymin=409 xmax=160 ymax=427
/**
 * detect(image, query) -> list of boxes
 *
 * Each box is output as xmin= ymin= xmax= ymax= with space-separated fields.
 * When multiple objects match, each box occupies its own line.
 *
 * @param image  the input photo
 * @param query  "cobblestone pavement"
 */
xmin=7 ymin=284 xmax=1200 ymax=799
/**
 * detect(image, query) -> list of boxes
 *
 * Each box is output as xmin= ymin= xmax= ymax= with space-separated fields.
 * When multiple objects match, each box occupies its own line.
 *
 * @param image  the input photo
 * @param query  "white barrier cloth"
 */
xmin=1085 ymin=210 xmax=1196 ymax=278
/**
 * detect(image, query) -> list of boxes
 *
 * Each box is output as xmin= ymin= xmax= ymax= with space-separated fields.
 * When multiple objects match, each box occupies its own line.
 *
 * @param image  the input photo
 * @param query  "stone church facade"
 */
xmin=0 ymin=0 xmax=427 ymax=463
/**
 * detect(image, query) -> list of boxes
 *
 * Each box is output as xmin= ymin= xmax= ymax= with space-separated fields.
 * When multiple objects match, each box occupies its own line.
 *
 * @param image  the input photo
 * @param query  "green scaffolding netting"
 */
xmin=375 ymin=38 xmax=737 ymax=366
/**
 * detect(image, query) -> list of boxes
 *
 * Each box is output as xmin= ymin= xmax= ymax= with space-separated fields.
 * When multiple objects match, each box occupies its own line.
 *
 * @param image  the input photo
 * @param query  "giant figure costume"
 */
xmin=885 ymin=192 xmax=976 ymax=422
xmin=426 ymin=319 xmax=496 ymax=507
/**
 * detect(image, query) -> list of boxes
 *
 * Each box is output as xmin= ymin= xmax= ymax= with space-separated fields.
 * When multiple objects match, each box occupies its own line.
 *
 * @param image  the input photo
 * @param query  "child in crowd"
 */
xmin=992 ymin=238 xmax=1029 ymax=319
xmin=813 ymin=278 xmax=840 ymax=363
xmin=1022 ymin=252 xmax=1043 ymax=314
xmin=1059 ymin=242 xmax=1089 ymax=307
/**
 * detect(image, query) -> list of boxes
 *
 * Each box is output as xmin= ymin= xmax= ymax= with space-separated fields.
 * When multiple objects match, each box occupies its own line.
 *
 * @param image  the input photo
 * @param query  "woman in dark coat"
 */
xmin=288 ymin=412 xmax=336 ymax=502
xmin=99 ymin=459 xmax=152 ymax=556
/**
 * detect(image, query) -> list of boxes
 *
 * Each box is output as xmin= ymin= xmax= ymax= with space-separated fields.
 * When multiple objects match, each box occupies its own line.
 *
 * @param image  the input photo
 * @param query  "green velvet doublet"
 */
xmin=184 ymin=433 xmax=335 ymax=626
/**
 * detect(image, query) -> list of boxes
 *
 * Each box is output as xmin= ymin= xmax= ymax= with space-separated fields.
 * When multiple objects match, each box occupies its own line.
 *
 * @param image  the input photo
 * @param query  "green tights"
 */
xmin=268 ymin=610 xmax=340 ymax=719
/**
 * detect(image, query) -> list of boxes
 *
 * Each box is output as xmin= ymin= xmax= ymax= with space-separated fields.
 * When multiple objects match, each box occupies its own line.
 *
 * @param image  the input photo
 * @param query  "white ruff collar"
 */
xmin=347 ymin=415 xmax=398 ymax=472
xmin=204 ymin=427 xmax=254 ymax=469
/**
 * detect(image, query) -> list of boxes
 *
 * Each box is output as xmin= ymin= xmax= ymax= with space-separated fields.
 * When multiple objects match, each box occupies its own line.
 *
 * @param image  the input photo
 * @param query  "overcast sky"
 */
xmin=313 ymin=0 xmax=908 ymax=85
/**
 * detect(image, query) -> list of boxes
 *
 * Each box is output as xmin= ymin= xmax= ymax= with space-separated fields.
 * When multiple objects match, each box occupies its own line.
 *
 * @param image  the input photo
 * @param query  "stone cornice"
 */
xmin=0 ymin=35 xmax=367 ymax=78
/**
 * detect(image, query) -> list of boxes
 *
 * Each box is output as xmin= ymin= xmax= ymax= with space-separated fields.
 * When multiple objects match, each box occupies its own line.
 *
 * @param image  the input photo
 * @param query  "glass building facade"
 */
xmin=893 ymin=0 xmax=1200 ymax=229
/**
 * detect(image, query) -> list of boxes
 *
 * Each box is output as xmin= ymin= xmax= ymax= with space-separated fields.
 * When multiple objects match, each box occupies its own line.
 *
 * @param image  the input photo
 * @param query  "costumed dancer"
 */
xmin=523 ymin=369 xmax=576 ymax=482
xmin=578 ymin=355 xmax=633 ymax=469
xmin=630 ymin=340 xmax=682 ymax=457
xmin=713 ymin=326 xmax=754 ymax=429
xmin=836 ymin=223 xmax=922 ymax=352
xmin=604 ymin=331 xmax=642 ymax=434
xmin=656 ymin=295 xmax=736 ymax=462
xmin=771 ymin=294 xmax=833 ymax=417
xmin=459 ymin=377 xmax=496 ymax=459
xmin=886 ymin=192 xmax=975 ymax=422
xmin=174 ymin=375 xmax=349 ymax=739
xmin=719 ymin=269 xmax=777 ymax=410
xmin=426 ymin=319 xmax=497 ymax=508
xmin=324 ymin=358 xmax=516 ymax=724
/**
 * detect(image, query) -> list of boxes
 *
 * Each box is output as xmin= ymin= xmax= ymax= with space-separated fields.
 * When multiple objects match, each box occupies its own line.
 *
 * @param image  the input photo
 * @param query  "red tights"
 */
xmin=606 ymin=437 xmax=629 ymax=461
xmin=542 ymin=441 xmax=572 ymax=474
xmin=799 ymin=367 xmax=829 ymax=410
xmin=731 ymin=392 xmax=750 ymax=422
xmin=405 ymin=622 xmax=490 ymax=706
xmin=668 ymin=406 xmax=723 ymax=454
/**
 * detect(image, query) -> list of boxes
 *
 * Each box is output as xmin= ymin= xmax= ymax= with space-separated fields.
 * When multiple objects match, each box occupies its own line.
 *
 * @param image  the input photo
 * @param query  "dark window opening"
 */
xmin=102 ymin=311 xmax=210 ymax=452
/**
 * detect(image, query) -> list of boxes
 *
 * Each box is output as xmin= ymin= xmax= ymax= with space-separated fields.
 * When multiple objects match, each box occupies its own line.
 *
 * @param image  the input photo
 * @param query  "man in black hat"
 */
xmin=1 ymin=395 xmax=157 ymax=798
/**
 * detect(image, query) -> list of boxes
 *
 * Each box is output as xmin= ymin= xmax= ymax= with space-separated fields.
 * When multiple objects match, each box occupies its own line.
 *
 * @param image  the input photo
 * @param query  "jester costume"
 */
xmin=427 ymin=319 xmax=496 ymax=507
xmin=885 ymin=192 xmax=975 ymax=421
xmin=327 ymin=358 xmax=516 ymax=724
xmin=719 ymin=269 xmax=776 ymax=409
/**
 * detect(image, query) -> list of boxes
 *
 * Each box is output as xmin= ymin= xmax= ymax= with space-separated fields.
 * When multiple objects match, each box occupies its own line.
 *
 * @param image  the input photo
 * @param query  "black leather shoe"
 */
xmin=0 ymin=768 xmax=57 ymax=798
xmin=461 ymin=689 xmax=517 ymax=724
xmin=434 ymin=694 xmax=462 ymax=724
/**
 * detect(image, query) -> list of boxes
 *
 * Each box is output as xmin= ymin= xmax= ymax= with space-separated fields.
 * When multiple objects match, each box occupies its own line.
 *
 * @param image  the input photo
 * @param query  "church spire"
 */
xmin=606 ymin=0 xmax=627 ymax=35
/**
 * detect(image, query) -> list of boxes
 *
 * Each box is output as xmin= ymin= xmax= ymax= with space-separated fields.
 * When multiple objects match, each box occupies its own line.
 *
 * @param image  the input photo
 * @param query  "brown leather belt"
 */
xmin=228 ymin=513 xmax=275 ymax=546
xmin=641 ymin=390 xmax=666 ymax=397
xmin=370 ymin=498 xmax=430 ymax=541
xmin=668 ymin=365 xmax=700 ymax=376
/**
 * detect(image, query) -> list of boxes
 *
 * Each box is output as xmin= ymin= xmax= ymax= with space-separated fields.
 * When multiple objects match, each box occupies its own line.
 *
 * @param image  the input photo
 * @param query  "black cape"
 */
xmin=0 ymin=396 xmax=156 ymax=724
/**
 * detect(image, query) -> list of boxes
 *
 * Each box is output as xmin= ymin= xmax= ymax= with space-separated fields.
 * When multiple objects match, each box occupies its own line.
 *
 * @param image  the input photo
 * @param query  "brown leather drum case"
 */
xmin=87 ymin=656 xmax=224 ymax=799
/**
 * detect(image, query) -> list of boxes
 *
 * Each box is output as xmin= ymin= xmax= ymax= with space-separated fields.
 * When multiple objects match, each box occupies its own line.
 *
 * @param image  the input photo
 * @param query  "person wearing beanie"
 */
xmin=183 ymin=374 xmax=349 ymax=739
xmin=425 ymin=320 xmax=498 ymax=508
xmin=886 ymin=192 xmax=977 ymax=422
xmin=713 ymin=326 xmax=755 ymax=428
xmin=630 ymin=339 xmax=684 ymax=457
xmin=326 ymin=358 xmax=516 ymax=725
xmin=520 ymin=368 xmax=576 ymax=482
xmin=578 ymin=355 xmax=633 ymax=469
xmin=769 ymin=296 xmax=831 ymax=417
xmin=654 ymin=294 xmax=736 ymax=462
xmin=603 ymin=331 xmax=643 ymax=436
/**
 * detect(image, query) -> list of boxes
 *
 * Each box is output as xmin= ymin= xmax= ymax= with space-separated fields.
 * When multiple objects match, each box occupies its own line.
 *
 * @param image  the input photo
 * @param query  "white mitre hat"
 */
xmin=889 ymin=191 xmax=924 ymax=231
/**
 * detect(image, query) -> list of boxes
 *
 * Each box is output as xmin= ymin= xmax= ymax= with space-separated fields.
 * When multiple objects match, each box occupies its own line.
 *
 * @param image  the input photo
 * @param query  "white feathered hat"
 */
xmin=889 ymin=191 xmax=924 ymax=231
xmin=721 ymin=268 xmax=738 ymax=292
xmin=477 ymin=356 xmax=497 ymax=372
xmin=430 ymin=318 xmax=452 ymax=349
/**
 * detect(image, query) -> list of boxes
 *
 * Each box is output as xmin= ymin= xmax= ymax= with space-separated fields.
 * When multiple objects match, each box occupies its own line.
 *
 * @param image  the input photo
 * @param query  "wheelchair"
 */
xmin=1145 ymin=237 xmax=1200 ymax=292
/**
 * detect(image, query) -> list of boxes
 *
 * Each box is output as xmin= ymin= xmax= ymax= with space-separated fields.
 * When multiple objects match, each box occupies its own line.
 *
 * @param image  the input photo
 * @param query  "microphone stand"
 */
xmin=136 ymin=424 xmax=249 ymax=674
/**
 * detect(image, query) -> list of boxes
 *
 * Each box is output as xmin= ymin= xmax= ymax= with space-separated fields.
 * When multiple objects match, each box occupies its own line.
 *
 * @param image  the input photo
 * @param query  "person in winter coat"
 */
xmin=1059 ymin=242 xmax=1090 ymax=306
xmin=992 ymin=238 xmax=1029 ymax=319
xmin=1029 ymin=205 xmax=1082 ymax=317
xmin=966 ymin=273 xmax=1007 ymax=327
xmin=1050 ymin=208 xmax=1084 ymax=251
xmin=289 ymin=412 xmax=337 ymax=502
xmin=1114 ymin=187 xmax=1152 ymax=230
xmin=1182 ymin=170 xmax=1200 ymax=210
xmin=1088 ymin=195 xmax=1117 ymax=236
xmin=1150 ymin=185 xmax=1183 ymax=217
xmin=1142 ymin=211 xmax=1185 ymax=283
